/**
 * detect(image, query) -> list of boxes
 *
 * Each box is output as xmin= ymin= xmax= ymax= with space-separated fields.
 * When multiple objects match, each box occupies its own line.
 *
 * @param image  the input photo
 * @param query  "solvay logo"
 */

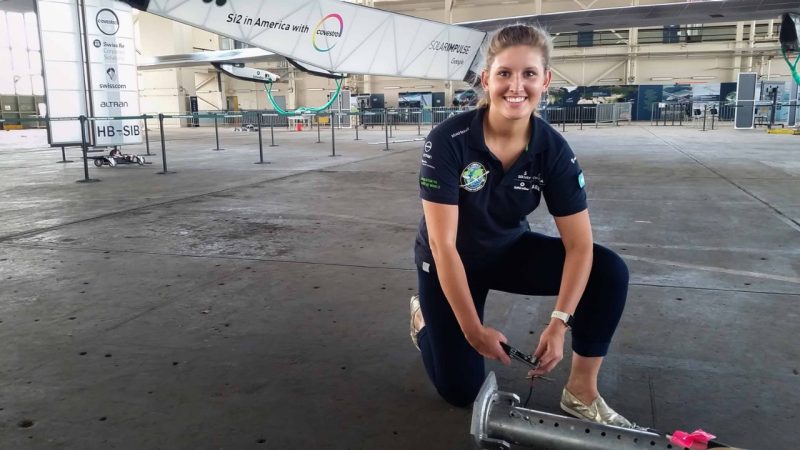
xmin=312 ymin=13 xmax=344 ymax=52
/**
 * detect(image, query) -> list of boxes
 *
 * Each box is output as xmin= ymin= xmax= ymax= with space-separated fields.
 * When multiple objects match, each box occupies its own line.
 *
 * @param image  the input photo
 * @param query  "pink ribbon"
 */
xmin=670 ymin=429 xmax=716 ymax=448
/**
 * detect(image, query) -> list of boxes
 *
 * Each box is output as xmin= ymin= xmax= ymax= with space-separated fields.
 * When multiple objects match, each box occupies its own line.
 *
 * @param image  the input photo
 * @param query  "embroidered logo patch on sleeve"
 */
xmin=577 ymin=171 xmax=586 ymax=189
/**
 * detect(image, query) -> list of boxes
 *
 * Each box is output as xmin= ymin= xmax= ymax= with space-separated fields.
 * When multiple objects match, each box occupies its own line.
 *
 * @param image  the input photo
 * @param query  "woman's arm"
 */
xmin=531 ymin=209 xmax=593 ymax=375
xmin=422 ymin=199 xmax=511 ymax=364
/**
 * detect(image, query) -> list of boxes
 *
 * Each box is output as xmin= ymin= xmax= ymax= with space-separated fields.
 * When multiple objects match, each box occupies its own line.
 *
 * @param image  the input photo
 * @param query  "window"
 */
xmin=663 ymin=25 xmax=679 ymax=44
xmin=577 ymin=31 xmax=593 ymax=47
xmin=0 ymin=11 xmax=44 ymax=95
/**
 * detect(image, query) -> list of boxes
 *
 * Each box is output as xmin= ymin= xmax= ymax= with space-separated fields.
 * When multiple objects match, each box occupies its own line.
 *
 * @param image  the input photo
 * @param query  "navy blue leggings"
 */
xmin=416 ymin=232 xmax=629 ymax=407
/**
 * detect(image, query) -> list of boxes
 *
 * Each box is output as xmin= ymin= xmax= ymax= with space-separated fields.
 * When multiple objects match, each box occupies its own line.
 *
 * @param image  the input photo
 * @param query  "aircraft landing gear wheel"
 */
xmin=93 ymin=158 xmax=103 ymax=167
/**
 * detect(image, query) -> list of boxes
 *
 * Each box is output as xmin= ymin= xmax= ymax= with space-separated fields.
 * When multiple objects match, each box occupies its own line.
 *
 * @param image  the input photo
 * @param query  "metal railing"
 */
xmin=541 ymin=102 xmax=633 ymax=129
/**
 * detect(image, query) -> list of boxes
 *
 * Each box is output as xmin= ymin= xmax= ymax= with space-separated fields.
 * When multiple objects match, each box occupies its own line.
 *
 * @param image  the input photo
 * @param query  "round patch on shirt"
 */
xmin=460 ymin=162 xmax=488 ymax=192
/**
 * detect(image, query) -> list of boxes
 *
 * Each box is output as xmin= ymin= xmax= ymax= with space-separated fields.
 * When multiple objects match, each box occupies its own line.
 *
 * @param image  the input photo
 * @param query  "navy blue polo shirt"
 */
xmin=415 ymin=107 xmax=587 ymax=271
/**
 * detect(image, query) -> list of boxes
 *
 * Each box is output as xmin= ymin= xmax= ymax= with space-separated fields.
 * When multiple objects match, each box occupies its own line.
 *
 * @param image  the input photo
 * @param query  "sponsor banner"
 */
xmin=36 ymin=0 xmax=88 ymax=145
xmin=84 ymin=0 xmax=141 ymax=145
xmin=142 ymin=0 xmax=486 ymax=80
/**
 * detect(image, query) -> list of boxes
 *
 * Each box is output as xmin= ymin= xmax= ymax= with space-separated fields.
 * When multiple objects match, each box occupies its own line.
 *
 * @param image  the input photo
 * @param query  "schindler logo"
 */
xmin=96 ymin=9 xmax=120 ymax=36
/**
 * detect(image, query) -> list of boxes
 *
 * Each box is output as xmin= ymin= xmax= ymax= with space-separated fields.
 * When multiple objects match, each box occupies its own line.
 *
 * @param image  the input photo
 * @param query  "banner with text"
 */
xmin=126 ymin=0 xmax=487 ymax=81
xmin=85 ymin=0 xmax=142 ymax=145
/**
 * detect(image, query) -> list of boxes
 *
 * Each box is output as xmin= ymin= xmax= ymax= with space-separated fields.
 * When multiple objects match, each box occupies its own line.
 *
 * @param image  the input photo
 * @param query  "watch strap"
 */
xmin=551 ymin=310 xmax=574 ymax=328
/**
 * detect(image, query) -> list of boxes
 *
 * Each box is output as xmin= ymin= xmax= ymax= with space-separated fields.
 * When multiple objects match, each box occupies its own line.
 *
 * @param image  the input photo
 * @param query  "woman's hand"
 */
xmin=528 ymin=322 xmax=567 ymax=377
xmin=465 ymin=325 xmax=512 ymax=365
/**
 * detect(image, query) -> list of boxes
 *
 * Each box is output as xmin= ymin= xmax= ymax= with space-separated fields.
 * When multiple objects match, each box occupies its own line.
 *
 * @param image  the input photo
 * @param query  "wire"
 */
xmin=522 ymin=384 xmax=534 ymax=408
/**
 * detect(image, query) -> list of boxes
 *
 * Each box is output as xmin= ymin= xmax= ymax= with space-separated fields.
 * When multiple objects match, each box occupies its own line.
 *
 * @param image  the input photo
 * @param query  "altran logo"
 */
xmin=312 ymin=13 xmax=343 ymax=52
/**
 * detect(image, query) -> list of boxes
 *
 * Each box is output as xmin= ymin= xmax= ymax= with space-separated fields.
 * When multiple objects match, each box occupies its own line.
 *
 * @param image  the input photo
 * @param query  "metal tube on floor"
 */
xmin=471 ymin=372 xmax=674 ymax=450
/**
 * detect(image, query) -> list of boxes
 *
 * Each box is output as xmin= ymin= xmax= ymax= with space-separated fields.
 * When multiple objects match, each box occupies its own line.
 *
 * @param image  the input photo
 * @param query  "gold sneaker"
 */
xmin=560 ymin=388 xmax=641 ymax=429
xmin=409 ymin=295 xmax=422 ymax=350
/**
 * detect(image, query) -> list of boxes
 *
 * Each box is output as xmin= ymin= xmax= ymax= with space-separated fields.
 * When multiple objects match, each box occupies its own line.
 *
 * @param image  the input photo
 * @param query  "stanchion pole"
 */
xmin=255 ymin=115 xmax=268 ymax=165
xmin=702 ymin=105 xmax=708 ymax=131
xmin=417 ymin=108 xmax=422 ymax=135
xmin=711 ymin=107 xmax=716 ymax=130
xmin=212 ymin=114 xmax=224 ymax=151
xmin=157 ymin=113 xmax=175 ymax=174
xmin=389 ymin=110 xmax=394 ymax=138
xmin=316 ymin=114 xmax=322 ymax=143
xmin=269 ymin=114 xmax=277 ymax=147
xmin=384 ymin=109 xmax=389 ymax=151
xmin=57 ymin=145 xmax=73 ymax=163
xmin=330 ymin=113 xmax=337 ymax=157
xmin=143 ymin=114 xmax=152 ymax=156
xmin=76 ymin=115 xmax=98 ymax=183
xmin=354 ymin=113 xmax=360 ymax=141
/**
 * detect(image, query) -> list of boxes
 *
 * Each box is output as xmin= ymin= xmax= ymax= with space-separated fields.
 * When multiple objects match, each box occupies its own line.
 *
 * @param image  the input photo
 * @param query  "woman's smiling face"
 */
xmin=481 ymin=45 xmax=551 ymax=121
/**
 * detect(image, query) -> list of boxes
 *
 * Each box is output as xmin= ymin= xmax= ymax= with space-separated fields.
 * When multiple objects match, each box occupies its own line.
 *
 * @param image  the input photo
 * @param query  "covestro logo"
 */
xmin=312 ymin=13 xmax=343 ymax=52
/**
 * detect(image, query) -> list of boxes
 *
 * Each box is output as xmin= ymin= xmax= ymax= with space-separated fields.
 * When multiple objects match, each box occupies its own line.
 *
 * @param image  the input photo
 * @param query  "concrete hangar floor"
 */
xmin=0 ymin=122 xmax=798 ymax=449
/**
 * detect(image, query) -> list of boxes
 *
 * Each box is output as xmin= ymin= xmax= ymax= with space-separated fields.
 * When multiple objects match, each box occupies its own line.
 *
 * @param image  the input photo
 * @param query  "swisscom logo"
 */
xmin=312 ymin=13 xmax=343 ymax=52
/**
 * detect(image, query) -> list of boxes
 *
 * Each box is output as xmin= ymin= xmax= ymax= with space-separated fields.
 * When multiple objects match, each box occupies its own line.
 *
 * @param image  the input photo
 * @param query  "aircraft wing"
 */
xmin=128 ymin=0 xmax=800 ymax=80
xmin=461 ymin=0 xmax=800 ymax=33
xmin=137 ymin=47 xmax=275 ymax=69
xmin=122 ymin=0 xmax=484 ymax=81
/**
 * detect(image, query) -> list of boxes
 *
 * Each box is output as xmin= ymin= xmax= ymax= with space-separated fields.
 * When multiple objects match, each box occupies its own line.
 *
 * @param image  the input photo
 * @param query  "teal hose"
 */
xmin=263 ymin=78 xmax=343 ymax=116
xmin=782 ymin=48 xmax=800 ymax=86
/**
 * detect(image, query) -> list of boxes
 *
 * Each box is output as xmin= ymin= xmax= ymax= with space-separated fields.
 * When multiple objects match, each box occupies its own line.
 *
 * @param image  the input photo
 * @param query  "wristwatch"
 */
xmin=550 ymin=310 xmax=574 ymax=329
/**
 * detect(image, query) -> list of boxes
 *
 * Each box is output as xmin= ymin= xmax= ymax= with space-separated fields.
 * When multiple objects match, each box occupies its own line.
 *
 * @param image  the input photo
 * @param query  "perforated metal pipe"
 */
xmin=471 ymin=372 xmax=678 ymax=450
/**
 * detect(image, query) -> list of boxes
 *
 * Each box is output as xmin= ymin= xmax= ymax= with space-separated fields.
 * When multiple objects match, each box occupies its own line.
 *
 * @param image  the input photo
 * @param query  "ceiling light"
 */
xmin=650 ymin=77 xmax=674 ymax=81
xmin=415 ymin=84 xmax=434 ymax=88
xmin=384 ymin=86 xmax=401 ymax=89
xmin=691 ymin=76 xmax=717 ymax=80
xmin=598 ymin=78 xmax=622 ymax=83
xmin=307 ymin=88 xmax=324 ymax=91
